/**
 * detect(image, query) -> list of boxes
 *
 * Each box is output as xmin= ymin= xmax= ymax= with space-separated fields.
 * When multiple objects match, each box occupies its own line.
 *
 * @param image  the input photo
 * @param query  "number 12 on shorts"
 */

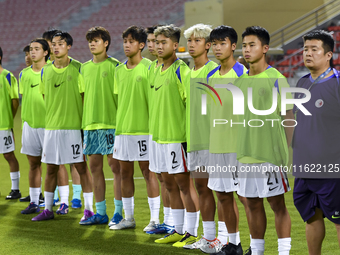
xmin=71 ymin=144 xmax=80 ymax=159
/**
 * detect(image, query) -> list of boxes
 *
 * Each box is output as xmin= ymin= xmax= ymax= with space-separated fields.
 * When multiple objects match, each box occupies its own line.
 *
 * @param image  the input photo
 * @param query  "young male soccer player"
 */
xmin=0 ymin=46 xmax=21 ymax=200
xmin=40 ymin=29 xmax=83 ymax=210
xmin=19 ymin=38 xmax=49 ymax=213
xmin=150 ymin=25 xmax=199 ymax=247
xmin=236 ymin=26 xmax=293 ymax=255
xmin=23 ymin=45 xmax=32 ymax=67
xmin=181 ymin=23 xmax=223 ymax=252
xmin=79 ymin=26 xmax=122 ymax=226
xmin=145 ymin=25 xmax=174 ymax=234
xmin=110 ymin=26 xmax=160 ymax=231
xmin=293 ymin=30 xmax=340 ymax=255
xmin=32 ymin=32 xmax=93 ymax=221
xmin=190 ymin=25 xmax=247 ymax=254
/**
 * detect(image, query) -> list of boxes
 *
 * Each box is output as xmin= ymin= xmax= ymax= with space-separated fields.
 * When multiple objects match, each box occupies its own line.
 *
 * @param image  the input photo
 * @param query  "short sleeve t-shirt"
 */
xmin=207 ymin=62 xmax=247 ymax=154
xmin=114 ymin=58 xmax=151 ymax=135
xmin=0 ymin=69 xmax=18 ymax=130
xmin=187 ymin=60 xmax=218 ymax=152
xmin=293 ymin=71 xmax=340 ymax=178
xmin=149 ymin=59 xmax=190 ymax=144
xmin=19 ymin=66 xmax=45 ymax=128
xmin=81 ymin=57 xmax=120 ymax=130
xmin=236 ymin=66 xmax=293 ymax=166
xmin=40 ymin=59 xmax=83 ymax=130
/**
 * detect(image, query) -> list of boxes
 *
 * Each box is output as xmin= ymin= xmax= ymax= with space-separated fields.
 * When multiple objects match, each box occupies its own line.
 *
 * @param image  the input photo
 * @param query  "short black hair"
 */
xmin=122 ymin=26 xmax=147 ymax=51
xmin=0 ymin=46 xmax=2 ymax=65
xmin=210 ymin=25 xmax=238 ymax=45
xmin=303 ymin=30 xmax=334 ymax=53
xmin=242 ymin=26 xmax=270 ymax=46
xmin=30 ymin=38 xmax=50 ymax=62
xmin=23 ymin=45 xmax=30 ymax=53
xmin=42 ymin=28 xmax=62 ymax=42
xmin=86 ymin=26 xmax=111 ymax=51
xmin=146 ymin=26 xmax=158 ymax=34
xmin=52 ymin=31 xmax=73 ymax=46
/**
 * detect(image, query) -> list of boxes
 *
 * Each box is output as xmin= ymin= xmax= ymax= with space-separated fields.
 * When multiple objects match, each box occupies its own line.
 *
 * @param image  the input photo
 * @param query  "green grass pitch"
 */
xmin=0 ymin=108 xmax=338 ymax=254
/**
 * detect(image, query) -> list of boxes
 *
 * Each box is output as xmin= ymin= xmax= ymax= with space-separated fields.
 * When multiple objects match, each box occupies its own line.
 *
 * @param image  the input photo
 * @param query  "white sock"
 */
xmin=30 ymin=187 xmax=40 ymax=205
xmin=203 ymin=221 xmax=216 ymax=241
xmin=172 ymin=208 xmax=185 ymax=234
xmin=218 ymin=221 xmax=228 ymax=245
xmin=164 ymin=207 xmax=171 ymax=225
xmin=168 ymin=208 xmax=174 ymax=226
xmin=122 ymin=196 xmax=134 ymax=220
xmin=183 ymin=209 xmax=187 ymax=233
xmin=58 ymin=185 xmax=69 ymax=205
xmin=10 ymin=171 xmax=20 ymax=190
xmin=278 ymin=237 xmax=291 ymax=255
xmin=229 ymin=233 xmax=237 ymax=245
xmin=44 ymin=191 xmax=54 ymax=212
xmin=236 ymin=231 xmax=241 ymax=245
xmin=251 ymin=239 xmax=265 ymax=255
xmin=148 ymin=196 xmax=160 ymax=223
xmin=186 ymin=212 xmax=198 ymax=236
xmin=195 ymin=211 xmax=200 ymax=236
xmin=83 ymin=192 xmax=93 ymax=211
xmin=40 ymin=177 xmax=43 ymax=193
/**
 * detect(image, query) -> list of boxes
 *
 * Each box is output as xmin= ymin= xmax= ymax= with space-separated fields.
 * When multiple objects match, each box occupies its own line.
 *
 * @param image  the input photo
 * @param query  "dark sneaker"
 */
xmin=56 ymin=203 xmax=69 ymax=215
xmin=21 ymin=202 xmax=40 ymax=214
xmin=19 ymin=195 xmax=30 ymax=202
xmin=6 ymin=190 xmax=21 ymax=200
xmin=39 ymin=193 xmax=44 ymax=204
xmin=210 ymin=243 xmax=243 ymax=255
xmin=244 ymin=247 xmax=252 ymax=255
xmin=32 ymin=209 xmax=54 ymax=221
xmin=80 ymin=213 xmax=109 ymax=225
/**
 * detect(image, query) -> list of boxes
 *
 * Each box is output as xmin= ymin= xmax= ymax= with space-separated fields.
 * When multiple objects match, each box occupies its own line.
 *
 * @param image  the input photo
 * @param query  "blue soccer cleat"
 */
xmin=21 ymin=202 xmax=40 ymax=214
xmin=146 ymin=222 xmax=175 ymax=234
xmin=71 ymin=198 xmax=82 ymax=209
xmin=79 ymin=213 xmax=109 ymax=225
xmin=108 ymin=213 xmax=123 ymax=227
xmin=56 ymin=203 xmax=69 ymax=215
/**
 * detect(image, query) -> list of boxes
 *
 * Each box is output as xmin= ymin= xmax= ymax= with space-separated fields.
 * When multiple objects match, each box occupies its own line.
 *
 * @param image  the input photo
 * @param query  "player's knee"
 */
xmin=268 ymin=197 xmax=286 ymax=213
xmin=3 ymin=152 xmax=16 ymax=162
xmin=246 ymin=198 xmax=263 ymax=211
xmin=195 ymin=181 xmax=209 ymax=195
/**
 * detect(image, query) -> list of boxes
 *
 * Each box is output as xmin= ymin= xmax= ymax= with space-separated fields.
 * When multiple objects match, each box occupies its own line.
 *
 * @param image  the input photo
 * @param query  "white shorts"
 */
xmin=207 ymin=153 xmax=239 ymax=193
xmin=42 ymin=130 xmax=85 ymax=165
xmin=0 ymin=129 xmax=15 ymax=153
xmin=149 ymin=140 xmax=188 ymax=174
xmin=187 ymin=150 xmax=209 ymax=171
xmin=21 ymin=122 xmax=44 ymax=157
xmin=112 ymin=135 xmax=149 ymax=161
xmin=237 ymin=162 xmax=291 ymax=198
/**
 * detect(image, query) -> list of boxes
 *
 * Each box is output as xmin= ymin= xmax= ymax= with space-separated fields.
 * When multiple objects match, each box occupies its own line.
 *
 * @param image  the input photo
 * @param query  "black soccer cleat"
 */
xmin=6 ymin=190 xmax=21 ymax=200
xmin=39 ymin=193 xmax=44 ymax=204
xmin=210 ymin=243 xmax=243 ymax=255
xmin=19 ymin=195 xmax=30 ymax=202
xmin=244 ymin=246 xmax=252 ymax=255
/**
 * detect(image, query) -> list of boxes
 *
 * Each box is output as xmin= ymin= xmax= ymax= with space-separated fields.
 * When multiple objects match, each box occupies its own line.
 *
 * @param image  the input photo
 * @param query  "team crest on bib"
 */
xmin=258 ymin=87 xmax=266 ymax=96
xmin=315 ymin=99 xmax=324 ymax=108
xmin=136 ymin=75 xmax=142 ymax=82
xmin=102 ymin=71 xmax=108 ymax=78
xmin=165 ymin=79 xmax=170 ymax=86
xmin=67 ymin=75 xmax=73 ymax=81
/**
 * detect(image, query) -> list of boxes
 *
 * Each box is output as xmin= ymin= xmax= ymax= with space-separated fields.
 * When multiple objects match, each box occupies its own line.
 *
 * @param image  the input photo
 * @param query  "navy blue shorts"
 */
xmin=293 ymin=178 xmax=340 ymax=224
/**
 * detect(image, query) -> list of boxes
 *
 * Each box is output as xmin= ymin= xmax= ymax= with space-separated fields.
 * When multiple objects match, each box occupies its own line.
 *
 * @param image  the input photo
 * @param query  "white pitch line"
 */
xmin=69 ymin=177 xmax=144 ymax=182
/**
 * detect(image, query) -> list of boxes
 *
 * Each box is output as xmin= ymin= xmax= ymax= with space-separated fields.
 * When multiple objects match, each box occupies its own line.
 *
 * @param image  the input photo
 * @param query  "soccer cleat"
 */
xmin=146 ymin=222 xmax=174 ymax=234
xmin=198 ymin=238 xmax=223 ymax=253
xmin=80 ymin=209 xmax=94 ymax=222
xmin=79 ymin=212 xmax=108 ymax=225
xmin=32 ymin=209 xmax=54 ymax=221
xmin=143 ymin=221 xmax=159 ymax=232
xmin=210 ymin=242 xmax=243 ymax=255
xmin=19 ymin=195 xmax=30 ymax=202
xmin=244 ymin=246 xmax=252 ymax=255
xmin=154 ymin=230 xmax=184 ymax=244
xmin=6 ymin=190 xmax=21 ymax=199
xmin=56 ymin=203 xmax=69 ymax=215
xmin=39 ymin=197 xmax=59 ymax=208
xmin=108 ymin=212 xmax=123 ymax=227
xmin=109 ymin=218 xmax=136 ymax=230
xmin=71 ymin=198 xmax=82 ymax=209
xmin=173 ymin=232 xmax=197 ymax=248
xmin=21 ymin=202 xmax=40 ymax=214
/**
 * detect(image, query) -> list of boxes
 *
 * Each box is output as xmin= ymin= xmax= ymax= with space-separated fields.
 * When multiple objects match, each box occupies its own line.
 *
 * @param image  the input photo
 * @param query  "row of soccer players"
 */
xmin=2 ymin=22 xmax=337 ymax=255
xmin=0 ymin=23 xmax=289 ymax=255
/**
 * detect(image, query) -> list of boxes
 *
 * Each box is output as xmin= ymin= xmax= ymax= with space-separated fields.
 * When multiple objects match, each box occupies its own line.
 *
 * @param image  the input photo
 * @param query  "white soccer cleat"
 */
xmin=198 ymin=237 xmax=223 ymax=253
xmin=143 ymin=221 xmax=158 ymax=232
xmin=109 ymin=218 xmax=136 ymax=230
